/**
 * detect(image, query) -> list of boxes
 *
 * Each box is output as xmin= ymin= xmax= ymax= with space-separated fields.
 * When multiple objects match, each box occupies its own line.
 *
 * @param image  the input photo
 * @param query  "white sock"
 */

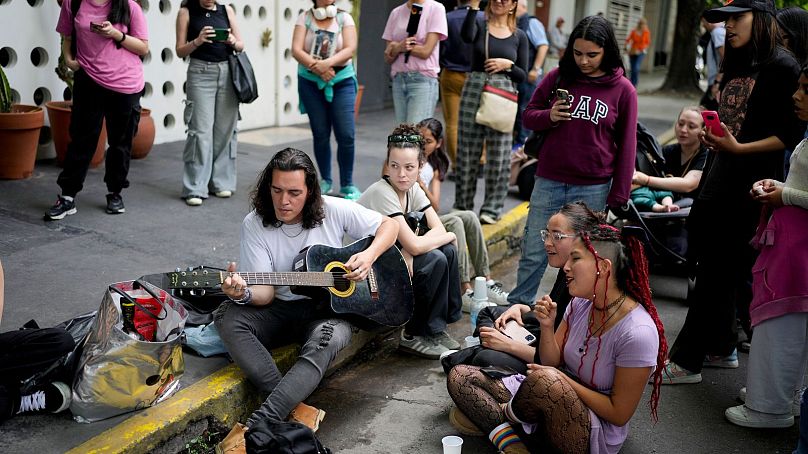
xmin=62 ymin=195 xmax=74 ymax=202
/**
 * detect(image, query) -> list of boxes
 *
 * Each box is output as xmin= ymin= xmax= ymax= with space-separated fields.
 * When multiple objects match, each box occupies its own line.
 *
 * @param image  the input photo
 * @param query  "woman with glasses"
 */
xmin=447 ymin=223 xmax=666 ymax=454
xmin=382 ymin=0 xmax=448 ymax=124
xmin=507 ymin=15 xmax=637 ymax=310
xmin=442 ymin=203 xmax=600 ymax=380
xmin=357 ymin=125 xmax=462 ymax=360
xmin=453 ymin=0 xmax=529 ymax=225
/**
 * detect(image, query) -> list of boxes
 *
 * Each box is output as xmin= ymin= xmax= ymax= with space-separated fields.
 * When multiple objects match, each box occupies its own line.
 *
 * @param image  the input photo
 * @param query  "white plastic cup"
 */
xmin=464 ymin=335 xmax=480 ymax=348
xmin=442 ymin=435 xmax=463 ymax=454
xmin=473 ymin=276 xmax=488 ymax=301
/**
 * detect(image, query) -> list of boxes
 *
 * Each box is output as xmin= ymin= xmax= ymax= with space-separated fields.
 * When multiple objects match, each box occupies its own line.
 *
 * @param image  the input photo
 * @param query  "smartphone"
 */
xmin=212 ymin=28 xmax=230 ymax=42
xmin=556 ymin=88 xmax=570 ymax=111
xmin=480 ymin=365 xmax=518 ymax=379
xmin=501 ymin=320 xmax=537 ymax=345
xmin=701 ymin=110 xmax=724 ymax=137
xmin=90 ymin=21 xmax=104 ymax=31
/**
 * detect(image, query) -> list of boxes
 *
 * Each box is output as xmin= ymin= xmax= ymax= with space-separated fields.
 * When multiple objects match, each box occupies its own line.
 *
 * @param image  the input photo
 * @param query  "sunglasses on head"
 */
xmin=387 ymin=134 xmax=423 ymax=145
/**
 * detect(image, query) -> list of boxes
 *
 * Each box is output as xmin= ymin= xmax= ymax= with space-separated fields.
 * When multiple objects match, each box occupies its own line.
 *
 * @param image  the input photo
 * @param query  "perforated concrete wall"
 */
xmin=0 ymin=0 xmax=354 ymax=149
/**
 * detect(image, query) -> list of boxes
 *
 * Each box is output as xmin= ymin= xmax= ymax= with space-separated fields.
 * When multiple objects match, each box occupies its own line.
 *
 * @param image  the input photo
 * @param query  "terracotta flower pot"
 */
xmin=131 ymin=108 xmax=155 ymax=159
xmin=45 ymin=101 xmax=106 ymax=168
xmin=0 ymin=105 xmax=44 ymax=179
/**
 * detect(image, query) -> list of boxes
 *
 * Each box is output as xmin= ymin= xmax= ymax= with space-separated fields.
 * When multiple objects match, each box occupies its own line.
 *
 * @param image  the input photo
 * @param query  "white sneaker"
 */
xmin=725 ymin=404 xmax=794 ymax=429
xmin=398 ymin=332 xmax=448 ymax=359
xmin=486 ymin=281 xmax=510 ymax=306
xmin=739 ymin=386 xmax=803 ymax=417
xmin=461 ymin=289 xmax=496 ymax=313
xmin=479 ymin=213 xmax=498 ymax=225
xmin=214 ymin=190 xmax=233 ymax=198
xmin=185 ymin=197 xmax=203 ymax=206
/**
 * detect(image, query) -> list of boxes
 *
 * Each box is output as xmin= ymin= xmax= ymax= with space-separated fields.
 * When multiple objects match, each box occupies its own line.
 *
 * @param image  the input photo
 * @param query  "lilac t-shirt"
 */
xmin=382 ymin=0 xmax=447 ymax=78
xmin=56 ymin=0 xmax=148 ymax=94
xmin=503 ymin=297 xmax=659 ymax=453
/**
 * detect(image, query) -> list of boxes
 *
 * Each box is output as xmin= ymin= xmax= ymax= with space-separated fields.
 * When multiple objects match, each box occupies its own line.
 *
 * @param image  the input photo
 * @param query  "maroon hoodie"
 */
xmin=523 ymin=67 xmax=638 ymax=207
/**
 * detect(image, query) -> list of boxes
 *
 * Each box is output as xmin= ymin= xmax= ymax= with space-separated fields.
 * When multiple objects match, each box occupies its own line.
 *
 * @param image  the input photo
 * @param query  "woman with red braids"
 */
xmin=446 ymin=222 xmax=666 ymax=454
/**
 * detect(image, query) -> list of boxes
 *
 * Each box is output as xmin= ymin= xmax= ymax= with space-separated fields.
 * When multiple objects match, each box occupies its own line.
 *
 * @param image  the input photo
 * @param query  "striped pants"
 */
xmin=453 ymin=72 xmax=515 ymax=220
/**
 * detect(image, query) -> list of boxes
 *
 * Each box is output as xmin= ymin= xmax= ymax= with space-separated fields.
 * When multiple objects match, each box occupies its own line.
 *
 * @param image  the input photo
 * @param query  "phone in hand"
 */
xmin=212 ymin=28 xmax=230 ymax=42
xmin=701 ymin=110 xmax=725 ymax=137
xmin=480 ymin=365 xmax=518 ymax=379
xmin=501 ymin=320 xmax=537 ymax=345
xmin=556 ymin=88 xmax=570 ymax=107
xmin=90 ymin=21 xmax=104 ymax=31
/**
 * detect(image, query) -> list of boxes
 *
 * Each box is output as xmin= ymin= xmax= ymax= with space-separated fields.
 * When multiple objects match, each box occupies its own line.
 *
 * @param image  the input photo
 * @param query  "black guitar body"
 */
xmin=291 ymin=237 xmax=414 ymax=328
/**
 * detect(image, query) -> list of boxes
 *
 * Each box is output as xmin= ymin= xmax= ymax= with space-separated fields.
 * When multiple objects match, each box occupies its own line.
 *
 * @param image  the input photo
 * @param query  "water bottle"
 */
xmin=469 ymin=276 xmax=489 ymax=334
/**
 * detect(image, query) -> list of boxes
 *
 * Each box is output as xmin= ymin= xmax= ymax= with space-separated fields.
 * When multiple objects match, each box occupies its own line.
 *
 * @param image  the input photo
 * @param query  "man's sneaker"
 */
xmin=449 ymin=406 xmax=484 ymax=436
xmin=320 ymin=179 xmax=332 ymax=195
xmin=45 ymin=196 xmax=76 ymax=220
xmin=725 ymin=404 xmax=794 ymax=429
xmin=185 ymin=197 xmax=203 ymax=206
xmin=739 ymin=386 xmax=803 ymax=417
xmin=487 ymin=281 xmax=510 ymax=306
xmin=216 ymin=422 xmax=247 ymax=454
xmin=657 ymin=361 xmax=702 ymax=385
xmin=432 ymin=331 xmax=461 ymax=350
xmin=288 ymin=402 xmax=326 ymax=433
xmin=479 ymin=213 xmax=498 ymax=225
xmin=214 ymin=190 xmax=233 ymax=198
xmin=16 ymin=382 xmax=71 ymax=414
xmin=105 ymin=193 xmax=125 ymax=214
xmin=399 ymin=331 xmax=448 ymax=359
xmin=340 ymin=185 xmax=362 ymax=201
xmin=703 ymin=349 xmax=739 ymax=368
xmin=461 ymin=289 xmax=496 ymax=313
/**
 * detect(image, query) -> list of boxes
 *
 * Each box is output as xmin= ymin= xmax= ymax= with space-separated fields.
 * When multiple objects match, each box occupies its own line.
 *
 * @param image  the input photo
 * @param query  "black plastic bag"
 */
xmin=229 ymin=52 xmax=259 ymax=104
xmin=246 ymin=418 xmax=332 ymax=454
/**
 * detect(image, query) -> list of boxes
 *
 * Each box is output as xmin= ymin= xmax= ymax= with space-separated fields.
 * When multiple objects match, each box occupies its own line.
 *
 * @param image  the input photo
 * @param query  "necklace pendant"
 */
xmin=578 ymin=347 xmax=584 ymax=353
xmin=205 ymin=11 xmax=211 ymax=17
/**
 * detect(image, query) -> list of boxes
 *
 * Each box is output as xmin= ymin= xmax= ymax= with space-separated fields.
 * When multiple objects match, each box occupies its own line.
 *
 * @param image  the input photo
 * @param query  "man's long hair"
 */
xmin=250 ymin=148 xmax=325 ymax=229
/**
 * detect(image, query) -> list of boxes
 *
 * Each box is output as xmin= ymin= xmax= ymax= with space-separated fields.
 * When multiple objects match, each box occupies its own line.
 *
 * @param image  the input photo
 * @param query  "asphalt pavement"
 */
xmin=1 ymin=70 xmax=801 ymax=453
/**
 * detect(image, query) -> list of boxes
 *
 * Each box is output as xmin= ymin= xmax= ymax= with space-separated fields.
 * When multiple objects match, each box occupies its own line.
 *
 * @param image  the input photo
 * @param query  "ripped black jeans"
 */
xmin=214 ymin=299 xmax=354 ymax=426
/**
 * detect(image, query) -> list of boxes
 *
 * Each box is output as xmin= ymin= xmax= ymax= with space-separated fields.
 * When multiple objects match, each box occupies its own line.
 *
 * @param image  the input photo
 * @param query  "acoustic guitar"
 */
xmin=165 ymin=237 xmax=414 ymax=327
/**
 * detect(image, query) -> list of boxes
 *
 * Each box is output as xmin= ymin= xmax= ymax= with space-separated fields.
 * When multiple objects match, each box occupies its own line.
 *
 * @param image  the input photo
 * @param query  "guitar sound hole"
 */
xmin=332 ymin=269 xmax=350 ymax=292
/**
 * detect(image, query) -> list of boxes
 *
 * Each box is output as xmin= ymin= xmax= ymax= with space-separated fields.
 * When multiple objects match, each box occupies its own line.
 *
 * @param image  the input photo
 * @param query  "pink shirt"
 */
xmin=56 ymin=0 xmax=148 ymax=94
xmin=382 ymin=0 xmax=447 ymax=78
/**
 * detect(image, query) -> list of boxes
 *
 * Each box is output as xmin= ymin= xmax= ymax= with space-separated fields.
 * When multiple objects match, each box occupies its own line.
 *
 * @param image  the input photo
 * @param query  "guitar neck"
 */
xmin=237 ymin=272 xmax=338 ymax=287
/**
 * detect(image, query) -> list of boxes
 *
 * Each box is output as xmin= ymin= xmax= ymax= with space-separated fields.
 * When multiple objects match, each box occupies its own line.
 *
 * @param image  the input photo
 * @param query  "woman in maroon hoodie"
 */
xmin=506 ymin=15 xmax=638 ymax=309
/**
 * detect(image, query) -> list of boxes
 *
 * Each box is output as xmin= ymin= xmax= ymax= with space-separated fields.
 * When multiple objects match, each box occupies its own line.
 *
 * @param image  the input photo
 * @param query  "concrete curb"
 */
xmin=69 ymin=128 xmax=671 ymax=452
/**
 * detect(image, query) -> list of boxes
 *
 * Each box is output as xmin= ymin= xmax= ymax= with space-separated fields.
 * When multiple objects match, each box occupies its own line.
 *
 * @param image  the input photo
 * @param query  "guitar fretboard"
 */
xmin=235 ymin=272 xmax=347 ymax=287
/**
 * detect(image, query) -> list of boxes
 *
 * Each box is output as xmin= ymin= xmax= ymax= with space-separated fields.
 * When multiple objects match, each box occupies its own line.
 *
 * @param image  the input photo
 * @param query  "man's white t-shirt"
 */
xmin=239 ymin=196 xmax=383 ymax=301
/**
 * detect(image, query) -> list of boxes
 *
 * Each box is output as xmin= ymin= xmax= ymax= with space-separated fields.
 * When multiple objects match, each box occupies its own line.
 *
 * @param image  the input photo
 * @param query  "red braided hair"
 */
xmin=575 ymin=225 xmax=668 ymax=422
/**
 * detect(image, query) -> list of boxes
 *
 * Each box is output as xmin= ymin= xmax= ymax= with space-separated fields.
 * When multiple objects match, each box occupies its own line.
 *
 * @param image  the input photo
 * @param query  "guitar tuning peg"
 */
xmin=186 ymin=266 xmax=194 ymax=272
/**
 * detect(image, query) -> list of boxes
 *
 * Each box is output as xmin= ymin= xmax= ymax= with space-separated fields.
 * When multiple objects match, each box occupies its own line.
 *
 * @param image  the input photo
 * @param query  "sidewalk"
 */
xmin=0 ymin=70 xmax=712 ymax=453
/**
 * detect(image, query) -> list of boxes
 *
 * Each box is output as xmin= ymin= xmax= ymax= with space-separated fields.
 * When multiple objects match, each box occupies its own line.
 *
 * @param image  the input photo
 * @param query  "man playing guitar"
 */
xmin=214 ymin=148 xmax=398 ymax=447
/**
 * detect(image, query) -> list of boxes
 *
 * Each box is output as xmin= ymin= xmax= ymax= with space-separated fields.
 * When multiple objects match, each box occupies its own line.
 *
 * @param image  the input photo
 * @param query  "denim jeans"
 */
xmin=629 ymin=53 xmax=646 ymax=87
xmin=796 ymin=388 xmax=807 ymax=454
xmin=392 ymin=71 xmax=439 ymax=124
xmin=298 ymin=76 xmax=356 ymax=188
xmin=506 ymin=176 xmax=610 ymax=306
xmin=213 ymin=299 xmax=354 ymax=426
xmin=182 ymin=59 xmax=239 ymax=198
xmin=515 ymin=77 xmax=540 ymax=145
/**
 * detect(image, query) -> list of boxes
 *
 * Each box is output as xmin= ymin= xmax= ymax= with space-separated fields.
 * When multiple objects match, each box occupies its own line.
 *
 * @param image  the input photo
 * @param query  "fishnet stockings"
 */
xmin=513 ymin=368 xmax=590 ymax=454
xmin=447 ymin=365 xmax=513 ymax=434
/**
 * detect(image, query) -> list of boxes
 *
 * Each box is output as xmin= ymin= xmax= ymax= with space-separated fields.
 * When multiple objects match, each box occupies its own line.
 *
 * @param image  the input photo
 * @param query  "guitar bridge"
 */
xmin=367 ymin=268 xmax=379 ymax=300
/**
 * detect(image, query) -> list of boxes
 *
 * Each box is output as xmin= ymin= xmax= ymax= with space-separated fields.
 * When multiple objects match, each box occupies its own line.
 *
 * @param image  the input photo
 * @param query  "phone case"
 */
xmin=701 ymin=110 xmax=724 ymax=137
xmin=502 ymin=321 xmax=537 ymax=345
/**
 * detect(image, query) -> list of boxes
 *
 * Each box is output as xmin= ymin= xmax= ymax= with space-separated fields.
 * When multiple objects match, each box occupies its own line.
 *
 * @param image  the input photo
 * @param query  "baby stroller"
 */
xmin=610 ymin=122 xmax=692 ymax=275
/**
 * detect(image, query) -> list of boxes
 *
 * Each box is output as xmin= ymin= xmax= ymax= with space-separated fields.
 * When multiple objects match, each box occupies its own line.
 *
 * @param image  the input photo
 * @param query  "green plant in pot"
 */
xmin=0 ymin=66 xmax=45 ymax=180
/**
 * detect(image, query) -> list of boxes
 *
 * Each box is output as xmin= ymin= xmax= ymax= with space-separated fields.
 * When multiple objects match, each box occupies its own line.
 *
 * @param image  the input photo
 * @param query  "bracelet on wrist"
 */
xmin=115 ymin=32 xmax=126 ymax=49
xmin=230 ymin=287 xmax=252 ymax=305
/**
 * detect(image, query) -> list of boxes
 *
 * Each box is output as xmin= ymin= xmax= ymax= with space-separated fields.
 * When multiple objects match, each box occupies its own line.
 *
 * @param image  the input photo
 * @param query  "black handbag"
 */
xmin=246 ymin=418 xmax=332 ymax=454
xmin=523 ymin=75 xmax=562 ymax=159
xmin=404 ymin=211 xmax=430 ymax=236
xmin=229 ymin=51 xmax=259 ymax=104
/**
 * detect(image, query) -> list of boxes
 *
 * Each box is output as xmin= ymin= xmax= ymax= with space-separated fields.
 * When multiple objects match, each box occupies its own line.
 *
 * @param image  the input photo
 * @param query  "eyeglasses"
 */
xmin=490 ymin=0 xmax=514 ymax=3
xmin=540 ymin=229 xmax=577 ymax=242
xmin=387 ymin=134 xmax=423 ymax=145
